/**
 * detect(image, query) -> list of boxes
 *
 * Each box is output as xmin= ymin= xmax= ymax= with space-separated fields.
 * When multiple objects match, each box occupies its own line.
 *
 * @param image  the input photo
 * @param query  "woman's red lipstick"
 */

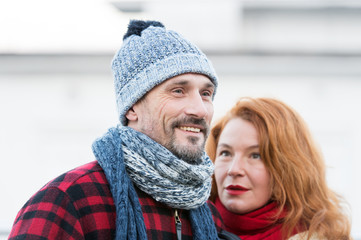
xmin=226 ymin=185 xmax=249 ymax=195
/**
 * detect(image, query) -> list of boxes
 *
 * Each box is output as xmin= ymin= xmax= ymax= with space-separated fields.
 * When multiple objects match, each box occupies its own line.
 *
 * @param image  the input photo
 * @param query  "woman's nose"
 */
xmin=227 ymin=156 xmax=246 ymax=177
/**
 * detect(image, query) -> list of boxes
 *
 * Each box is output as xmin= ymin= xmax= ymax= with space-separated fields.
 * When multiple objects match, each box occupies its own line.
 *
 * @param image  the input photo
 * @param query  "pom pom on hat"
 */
xmin=112 ymin=19 xmax=218 ymax=125
xmin=123 ymin=20 xmax=165 ymax=40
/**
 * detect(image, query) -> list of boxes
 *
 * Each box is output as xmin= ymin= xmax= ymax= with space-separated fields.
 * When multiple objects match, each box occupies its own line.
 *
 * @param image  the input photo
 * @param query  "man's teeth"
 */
xmin=179 ymin=126 xmax=201 ymax=133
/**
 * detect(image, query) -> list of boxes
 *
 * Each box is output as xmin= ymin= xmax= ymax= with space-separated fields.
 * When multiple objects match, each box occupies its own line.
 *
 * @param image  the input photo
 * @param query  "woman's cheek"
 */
xmin=214 ymin=162 xmax=228 ymax=188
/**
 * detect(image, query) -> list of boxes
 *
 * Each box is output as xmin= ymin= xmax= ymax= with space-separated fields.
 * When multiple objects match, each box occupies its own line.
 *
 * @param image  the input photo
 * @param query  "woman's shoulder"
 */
xmin=288 ymin=231 xmax=321 ymax=240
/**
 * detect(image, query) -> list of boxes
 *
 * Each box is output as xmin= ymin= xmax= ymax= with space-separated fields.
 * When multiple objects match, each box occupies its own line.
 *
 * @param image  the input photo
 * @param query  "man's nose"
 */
xmin=184 ymin=92 xmax=210 ymax=119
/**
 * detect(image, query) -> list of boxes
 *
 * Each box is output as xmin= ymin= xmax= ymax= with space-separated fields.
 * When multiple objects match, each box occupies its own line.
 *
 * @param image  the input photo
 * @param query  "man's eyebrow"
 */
xmin=167 ymin=79 xmax=215 ymax=89
xmin=170 ymin=80 xmax=189 ymax=86
xmin=205 ymin=82 xmax=215 ymax=89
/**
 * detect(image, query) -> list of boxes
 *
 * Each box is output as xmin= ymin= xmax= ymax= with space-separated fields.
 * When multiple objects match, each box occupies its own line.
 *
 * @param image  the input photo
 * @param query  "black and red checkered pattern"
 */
xmin=9 ymin=161 xmax=224 ymax=239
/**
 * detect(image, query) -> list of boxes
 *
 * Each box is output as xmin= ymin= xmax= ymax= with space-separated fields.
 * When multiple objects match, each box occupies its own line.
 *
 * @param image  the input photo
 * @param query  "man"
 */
xmin=9 ymin=20 xmax=224 ymax=239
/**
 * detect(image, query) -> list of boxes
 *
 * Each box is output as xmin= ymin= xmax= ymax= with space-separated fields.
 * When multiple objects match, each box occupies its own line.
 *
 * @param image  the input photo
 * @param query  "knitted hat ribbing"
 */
xmin=112 ymin=20 xmax=218 ymax=125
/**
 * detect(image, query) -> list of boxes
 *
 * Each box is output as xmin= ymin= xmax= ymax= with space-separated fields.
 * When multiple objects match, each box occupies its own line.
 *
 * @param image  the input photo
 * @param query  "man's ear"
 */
xmin=125 ymin=107 xmax=138 ymax=122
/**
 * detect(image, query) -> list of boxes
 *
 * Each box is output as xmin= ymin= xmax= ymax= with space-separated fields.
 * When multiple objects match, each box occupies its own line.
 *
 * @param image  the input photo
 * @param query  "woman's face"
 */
xmin=214 ymin=117 xmax=272 ymax=214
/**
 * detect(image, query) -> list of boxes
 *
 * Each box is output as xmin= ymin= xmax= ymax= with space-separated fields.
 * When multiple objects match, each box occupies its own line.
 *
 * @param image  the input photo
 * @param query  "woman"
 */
xmin=206 ymin=97 xmax=352 ymax=240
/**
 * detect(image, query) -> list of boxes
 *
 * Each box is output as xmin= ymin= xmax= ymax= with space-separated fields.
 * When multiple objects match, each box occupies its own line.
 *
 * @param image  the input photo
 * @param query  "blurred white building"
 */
xmin=1 ymin=0 xmax=361 ymax=238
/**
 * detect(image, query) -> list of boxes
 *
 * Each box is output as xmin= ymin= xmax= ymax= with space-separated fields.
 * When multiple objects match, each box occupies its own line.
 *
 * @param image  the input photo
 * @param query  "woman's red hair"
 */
xmin=206 ymin=97 xmax=351 ymax=239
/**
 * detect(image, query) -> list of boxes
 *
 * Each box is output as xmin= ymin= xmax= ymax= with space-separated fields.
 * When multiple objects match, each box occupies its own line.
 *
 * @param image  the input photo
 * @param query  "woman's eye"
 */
xmin=219 ymin=150 xmax=231 ymax=157
xmin=251 ymin=153 xmax=261 ymax=159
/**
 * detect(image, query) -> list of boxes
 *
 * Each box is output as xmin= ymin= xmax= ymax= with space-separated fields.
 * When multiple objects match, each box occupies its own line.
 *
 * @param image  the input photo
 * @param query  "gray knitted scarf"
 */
xmin=92 ymin=126 xmax=219 ymax=239
xmin=120 ymin=126 xmax=214 ymax=209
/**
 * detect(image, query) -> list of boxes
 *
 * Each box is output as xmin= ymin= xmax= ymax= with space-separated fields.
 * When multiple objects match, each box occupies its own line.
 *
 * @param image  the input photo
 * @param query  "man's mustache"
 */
xmin=171 ymin=117 xmax=209 ymax=136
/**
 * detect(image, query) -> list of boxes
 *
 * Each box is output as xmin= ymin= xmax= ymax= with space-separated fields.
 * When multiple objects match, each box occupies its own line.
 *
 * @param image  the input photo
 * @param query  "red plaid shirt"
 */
xmin=9 ymin=161 xmax=224 ymax=239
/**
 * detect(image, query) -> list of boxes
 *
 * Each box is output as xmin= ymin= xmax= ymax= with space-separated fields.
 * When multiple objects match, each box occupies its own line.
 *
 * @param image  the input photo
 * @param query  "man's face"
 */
xmin=126 ymin=73 xmax=215 ymax=164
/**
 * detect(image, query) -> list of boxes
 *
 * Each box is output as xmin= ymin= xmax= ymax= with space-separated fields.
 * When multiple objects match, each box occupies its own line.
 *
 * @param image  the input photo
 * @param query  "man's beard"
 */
xmin=164 ymin=117 xmax=209 ymax=165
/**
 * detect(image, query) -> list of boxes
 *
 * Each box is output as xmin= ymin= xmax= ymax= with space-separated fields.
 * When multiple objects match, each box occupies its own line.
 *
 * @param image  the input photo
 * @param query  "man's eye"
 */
xmin=173 ymin=89 xmax=183 ymax=94
xmin=201 ymin=91 xmax=212 ymax=97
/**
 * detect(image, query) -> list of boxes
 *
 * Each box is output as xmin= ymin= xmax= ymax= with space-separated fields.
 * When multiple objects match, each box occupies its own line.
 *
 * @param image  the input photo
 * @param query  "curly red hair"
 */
xmin=206 ymin=97 xmax=351 ymax=240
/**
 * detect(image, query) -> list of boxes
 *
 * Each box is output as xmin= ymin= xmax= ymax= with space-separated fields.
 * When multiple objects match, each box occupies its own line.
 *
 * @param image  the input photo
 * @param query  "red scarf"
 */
xmin=215 ymin=197 xmax=298 ymax=240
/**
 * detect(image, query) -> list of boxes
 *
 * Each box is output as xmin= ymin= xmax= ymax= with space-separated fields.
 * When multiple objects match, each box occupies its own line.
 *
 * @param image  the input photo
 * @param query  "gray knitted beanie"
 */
xmin=112 ymin=20 xmax=218 ymax=125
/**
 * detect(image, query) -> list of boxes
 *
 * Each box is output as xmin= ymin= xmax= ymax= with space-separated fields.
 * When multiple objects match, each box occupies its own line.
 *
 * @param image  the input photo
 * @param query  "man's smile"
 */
xmin=179 ymin=126 xmax=201 ymax=133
